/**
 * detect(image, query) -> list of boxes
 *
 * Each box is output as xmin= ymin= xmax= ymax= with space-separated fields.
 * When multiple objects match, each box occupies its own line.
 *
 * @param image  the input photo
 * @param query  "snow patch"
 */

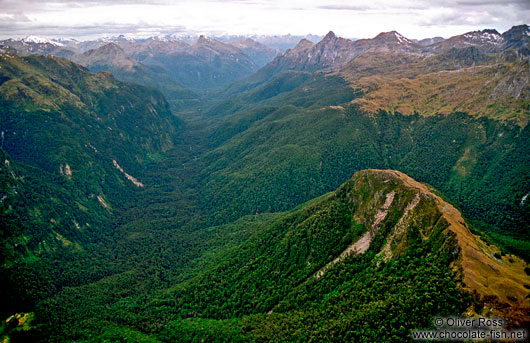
xmin=463 ymin=31 xmax=501 ymax=43
xmin=484 ymin=32 xmax=502 ymax=41
xmin=23 ymin=35 xmax=49 ymax=44
xmin=54 ymin=38 xmax=78 ymax=44
xmin=394 ymin=32 xmax=406 ymax=44
xmin=150 ymin=35 xmax=169 ymax=42
xmin=116 ymin=34 xmax=136 ymax=42
xmin=22 ymin=35 xmax=64 ymax=46
xmin=392 ymin=32 xmax=413 ymax=45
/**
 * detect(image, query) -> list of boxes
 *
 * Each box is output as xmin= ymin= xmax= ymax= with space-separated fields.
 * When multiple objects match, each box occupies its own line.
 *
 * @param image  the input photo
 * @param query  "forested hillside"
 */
xmin=0 ymin=53 xmax=180 ymax=327
xmin=198 ymin=71 xmax=529 ymax=259
xmin=23 ymin=170 xmax=530 ymax=342
xmin=1 ymin=25 xmax=529 ymax=343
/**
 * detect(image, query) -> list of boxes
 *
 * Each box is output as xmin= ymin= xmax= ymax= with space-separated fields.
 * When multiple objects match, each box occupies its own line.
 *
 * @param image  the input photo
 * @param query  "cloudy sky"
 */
xmin=0 ymin=0 xmax=529 ymax=40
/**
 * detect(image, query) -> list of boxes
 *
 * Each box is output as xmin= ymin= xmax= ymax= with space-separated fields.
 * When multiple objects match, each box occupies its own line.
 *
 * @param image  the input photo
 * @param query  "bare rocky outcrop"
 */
xmin=357 ymin=170 xmax=530 ymax=326
xmin=59 ymin=163 xmax=72 ymax=179
xmin=311 ymin=169 xmax=529 ymax=325
xmin=113 ymin=160 xmax=144 ymax=187
xmin=97 ymin=195 xmax=111 ymax=210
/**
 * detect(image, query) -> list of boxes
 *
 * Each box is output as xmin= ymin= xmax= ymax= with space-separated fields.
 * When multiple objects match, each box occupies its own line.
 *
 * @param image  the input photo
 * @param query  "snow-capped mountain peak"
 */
xmin=394 ymin=31 xmax=412 ymax=44
xmin=463 ymin=30 xmax=502 ymax=44
xmin=22 ymin=35 xmax=64 ymax=46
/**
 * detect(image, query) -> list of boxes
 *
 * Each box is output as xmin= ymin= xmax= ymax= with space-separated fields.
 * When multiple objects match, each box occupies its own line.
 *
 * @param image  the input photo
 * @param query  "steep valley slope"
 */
xmin=1 ymin=25 xmax=529 ymax=343
xmin=0 ymin=53 xmax=181 ymax=327
xmin=197 ymin=26 xmax=529 ymax=259
xmin=31 ymin=170 xmax=530 ymax=342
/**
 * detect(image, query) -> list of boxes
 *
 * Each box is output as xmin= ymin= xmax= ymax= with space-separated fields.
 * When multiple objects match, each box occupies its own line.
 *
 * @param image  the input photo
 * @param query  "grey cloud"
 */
xmin=318 ymin=5 xmax=372 ymax=11
xmin=455 ymin=0 xmax=530 ymax=9
xmin=317 ymin=1 xmax=433 ymax=11
xmin=418 ymin=0 xmax=529 ymax=28
xmin=0 ymin=0 xmax=170 ymax=4
xmin=0 ymin=20 xmax=188 ymax=39
xmin=0 ymin=12 xmax=32 ymax=23
xmin=0 ymin=0 xmax=528 ymax=40
xmin=0 ymin=0 xmax=169 ymax=14
xmin=418 ymin=17 xmax=525 ymax=34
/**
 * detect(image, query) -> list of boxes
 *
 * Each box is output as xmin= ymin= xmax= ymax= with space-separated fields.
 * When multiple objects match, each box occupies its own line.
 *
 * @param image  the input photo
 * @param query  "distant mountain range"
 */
xmin=261 ymin=25 xmax=529 ymax=74
xmin=3 ymin=25 xmax=526 ymax=96
xmin=217 ymin=33 xmax=324 ymax=52
xmin=225 ymin=24 xmax=529 ymax=125
xmin=0 ymin=34 xmax=278 ymax=91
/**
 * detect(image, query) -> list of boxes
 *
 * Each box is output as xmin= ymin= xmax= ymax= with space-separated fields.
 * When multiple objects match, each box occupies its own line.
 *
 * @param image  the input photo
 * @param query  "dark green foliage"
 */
xmin=199 ymin=103 xmax=529 ymax=257
xmin=0 ymin=54 xmax=181 ymax=321
xmin=0 ymin=50 xmax=527 ymax=343
xmin=171 ymin=193 xmax=365 ymax=319
xmin=30 ymin=168 xmax=471 ymax=343
xmin=158 ymin=319 xmax=252 ymax=343
xmin=246 ymin=248 xmax=469 ymax=343
xmin=0 ymin=54 xmax=179 ymax=263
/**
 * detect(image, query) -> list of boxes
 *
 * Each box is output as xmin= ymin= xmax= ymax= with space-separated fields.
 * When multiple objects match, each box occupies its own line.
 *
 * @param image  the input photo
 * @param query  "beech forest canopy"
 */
xmin=0 ymin=12 xmax=529 ymax=343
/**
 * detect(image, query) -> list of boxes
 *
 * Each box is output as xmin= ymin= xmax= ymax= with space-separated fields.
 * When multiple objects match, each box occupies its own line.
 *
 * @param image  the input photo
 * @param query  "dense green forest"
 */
xmin=7 ymin=169 xmax=476 ymax=342
xmin=195 ymin=71 xmax=530 ymax=258
xmin=0 ymin=45 xmax=529 ymax=343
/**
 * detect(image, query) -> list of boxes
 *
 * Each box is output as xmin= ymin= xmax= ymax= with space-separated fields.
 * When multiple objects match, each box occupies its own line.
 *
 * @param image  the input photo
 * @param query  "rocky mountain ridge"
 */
xmin=0 ymin=35 xmax=275 ymax=90
xmin=263 ymin=25 xmax=529 ymax=76
xmin=356 ymin=170 xmax=529 ymax=325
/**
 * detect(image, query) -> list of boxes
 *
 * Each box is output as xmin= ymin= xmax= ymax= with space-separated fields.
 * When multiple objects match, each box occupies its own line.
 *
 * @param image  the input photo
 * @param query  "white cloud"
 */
xmin=0 ymin=0 xmax=528 ymax=40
